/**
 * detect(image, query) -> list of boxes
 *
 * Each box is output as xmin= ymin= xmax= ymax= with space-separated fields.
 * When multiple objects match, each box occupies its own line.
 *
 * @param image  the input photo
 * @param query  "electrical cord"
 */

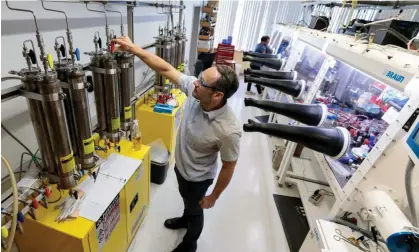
xmin=18 ymin=152 xmax=30 ymax=180
xmin=27 ymin=149 xmax=41 ymax=173
xmin=319 ymin=189 xmax=334 ymax=196
xmin=1 ymin=171 xmax=27 ymax=183
xmin=47 ymin=188 xmax=62 ymax=204
xmin=1 ymin=124 xmax=43 ymax=169
xmin=2 ymin=124 xmax=33 ymax=156
xmin=138 ymin=67 xmax=151 ymax=88
xmin=297 ymin=19 xmax=310 ymax=27
xmin=1 ymin=155 xmax=18 ymax=252
xmin=374 ymin=28 xmax=409 ymax=44
xmin=365 ymin=23 xmax=410 ymax=43
xmin=19 ymin=149 xmax=41 ymax=180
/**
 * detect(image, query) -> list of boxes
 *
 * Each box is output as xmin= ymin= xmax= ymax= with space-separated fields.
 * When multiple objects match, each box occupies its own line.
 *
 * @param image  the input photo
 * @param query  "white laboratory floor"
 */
xmin=129 ymin=79 xmax=297 ymax=252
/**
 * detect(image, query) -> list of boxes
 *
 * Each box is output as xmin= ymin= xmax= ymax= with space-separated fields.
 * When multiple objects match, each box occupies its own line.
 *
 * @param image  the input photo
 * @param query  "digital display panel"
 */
xmin=413 ymin=128 xmax=419 ymax=146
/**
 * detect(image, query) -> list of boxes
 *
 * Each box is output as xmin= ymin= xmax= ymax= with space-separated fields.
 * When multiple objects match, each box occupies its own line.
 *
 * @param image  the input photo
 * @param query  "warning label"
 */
xmin=96 ymin=194 xmax=121 ymax=250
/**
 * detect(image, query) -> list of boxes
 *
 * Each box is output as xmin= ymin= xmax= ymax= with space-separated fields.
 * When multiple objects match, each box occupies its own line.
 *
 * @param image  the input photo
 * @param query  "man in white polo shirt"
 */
xmin=113 ymin=36 xmax=242 ymax=252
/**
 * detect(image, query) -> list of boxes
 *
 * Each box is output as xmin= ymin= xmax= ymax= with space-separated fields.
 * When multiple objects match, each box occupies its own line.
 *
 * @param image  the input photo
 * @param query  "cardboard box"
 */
xmin=197 ymin=39 xmax=213 ymax=50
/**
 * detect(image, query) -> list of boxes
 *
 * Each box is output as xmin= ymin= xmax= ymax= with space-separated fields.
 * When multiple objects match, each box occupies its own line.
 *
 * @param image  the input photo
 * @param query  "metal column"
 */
xmin=127 ymin=6 xmax=134 ymax=42
xmin=127 ymin=5 xmax=136 ymax=120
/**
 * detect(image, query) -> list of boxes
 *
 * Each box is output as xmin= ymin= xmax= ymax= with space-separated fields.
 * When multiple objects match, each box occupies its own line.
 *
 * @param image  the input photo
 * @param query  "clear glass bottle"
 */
xmin=132 ymin=120 xmax=142 ymax=151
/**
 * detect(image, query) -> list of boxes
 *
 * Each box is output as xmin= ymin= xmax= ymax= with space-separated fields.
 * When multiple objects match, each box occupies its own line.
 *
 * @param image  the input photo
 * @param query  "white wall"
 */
xmin=1 ymin=1 xmax=199 ymax=179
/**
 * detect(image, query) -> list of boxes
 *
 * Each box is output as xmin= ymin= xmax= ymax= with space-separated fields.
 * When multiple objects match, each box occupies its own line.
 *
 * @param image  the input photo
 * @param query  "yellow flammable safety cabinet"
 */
xmin=14 ymin=144 xmax=150 ymax=252
xmin=136 ymin=89 xmax=186 ymax=166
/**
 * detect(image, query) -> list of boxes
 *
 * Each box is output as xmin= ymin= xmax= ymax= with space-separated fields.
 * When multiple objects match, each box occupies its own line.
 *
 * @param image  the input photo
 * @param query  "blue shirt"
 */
xmin=252 ymin=43 xmax=273 ymax=68
xmin=255 ymin=43 xmax=273 ymax=54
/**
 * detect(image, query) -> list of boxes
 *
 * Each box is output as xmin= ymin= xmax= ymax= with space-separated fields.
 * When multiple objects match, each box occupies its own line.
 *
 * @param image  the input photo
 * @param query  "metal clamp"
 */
xmin=154 ymin=85 xmax=169 ymax=91
xmin=81 ymin=156 xmax=95 ymax=165
xmin=59 ymin=81 xmax=85 ymax=90
xmin=90 ymin=67 xmax=117 ymax=75
xmin=59 ymin=81 xmax=70 ymax=89
xmin=119 ymin=63 xmax=131 ymax=69
xmin=21 ymin=90 xmax=65 ymax=102
xmin=156 ymin=44 xmax=172 ymax=49
xmin=106 ymin=132 xmax=120 ymax=139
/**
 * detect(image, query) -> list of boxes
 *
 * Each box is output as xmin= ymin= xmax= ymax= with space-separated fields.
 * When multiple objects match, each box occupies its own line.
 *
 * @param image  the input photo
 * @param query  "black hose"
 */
xmin=242 ymin=56 xmax=283 ymax=70
xmin=244 ymin=68 xmax=296 ymax=80
xmin=243 ymin=51 xmax=279 ymax=59
xmin=244 ymin=76 xmax=305 ymax=98
xmin=243 ymin=119 xmax=350 ymax=158
xmin=244 ymin=98 xmax=327 ymax=126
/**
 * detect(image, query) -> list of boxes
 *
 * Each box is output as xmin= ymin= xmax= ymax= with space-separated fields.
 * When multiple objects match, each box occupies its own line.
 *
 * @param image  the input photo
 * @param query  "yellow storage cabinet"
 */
xmin=15 ymin=145 xmax=151 ymax=252
xmin=136 ymin=89 xmax=186 ymax=166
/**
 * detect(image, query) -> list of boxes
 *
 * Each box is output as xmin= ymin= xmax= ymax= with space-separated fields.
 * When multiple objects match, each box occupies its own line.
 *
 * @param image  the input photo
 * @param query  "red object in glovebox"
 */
xmin=32 ymin=198 xmax=39 ymax=209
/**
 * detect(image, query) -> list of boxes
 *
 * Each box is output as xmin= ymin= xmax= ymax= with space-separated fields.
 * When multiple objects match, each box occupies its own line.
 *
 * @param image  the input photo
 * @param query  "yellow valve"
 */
xmin=165 ymin=79 xmax=170 ymax=85
xmin=1 ymin=226 xmax=8 ymax=238
xmin=92 ymin=132 xmax=100 ymax=146
xmin=368 ymin=33 xmax=375 ymax=48
xmin=351 ymin=0 xmax=358 ymax=8
xmin=47 ymin=54 xmax=54 ymax=70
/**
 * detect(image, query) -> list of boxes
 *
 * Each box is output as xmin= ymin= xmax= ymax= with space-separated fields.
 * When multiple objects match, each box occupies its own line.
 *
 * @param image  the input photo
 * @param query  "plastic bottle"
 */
xmin=132 ymin=120 xmax=142 ymax=151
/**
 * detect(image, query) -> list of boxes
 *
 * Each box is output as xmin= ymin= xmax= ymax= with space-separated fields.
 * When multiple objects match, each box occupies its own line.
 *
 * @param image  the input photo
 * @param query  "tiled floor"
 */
xmin=129 ymin=80 xmax=292 ymax=252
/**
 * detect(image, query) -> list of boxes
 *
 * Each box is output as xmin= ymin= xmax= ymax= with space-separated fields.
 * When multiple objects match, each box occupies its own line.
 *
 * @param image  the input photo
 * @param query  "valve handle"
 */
xmin=32 ymin=198 xmax=39 ymax=209
xmin=59 ymin=44 xmax=66 ymax=57
xmin=98 ymin=37 xmax=102 ymax=49
xmin=47 ymin=54 xmax=54 ymax=70
xmin=73 ymin=190 xmax=79 ymax=200
xmin=17 ymin=212 xmax=24 ymax=223
xmin=28 ymin=49 xmax=37 ymax=64
xmin=44 ymin=187 xmax=52 ymax=198
xmin=86 ymin=76 xmax=94 ymax=93
xmin=1 ymin=226 xmax=8 ymax=238
xmin=110 ymin=41 xmax=115 ymax=53
xmin=75 ymin=48 xmax=80 ymax=61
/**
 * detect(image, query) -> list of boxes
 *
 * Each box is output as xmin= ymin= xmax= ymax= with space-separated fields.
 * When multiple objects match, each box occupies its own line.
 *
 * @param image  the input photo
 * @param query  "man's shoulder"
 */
xmin=216 ymin=106 xmax=242 ymax=135
xmin=255 ymin=43 xmax=264 ymax=49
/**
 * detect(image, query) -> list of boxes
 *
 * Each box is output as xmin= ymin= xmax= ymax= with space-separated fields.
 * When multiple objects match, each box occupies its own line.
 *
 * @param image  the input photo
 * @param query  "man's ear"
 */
xmin=216 ymin=91 xmax=225 ymax=100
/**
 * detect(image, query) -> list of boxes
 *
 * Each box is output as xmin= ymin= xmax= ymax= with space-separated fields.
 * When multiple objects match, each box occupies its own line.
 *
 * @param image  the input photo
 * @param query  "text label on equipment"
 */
xmin=385 ymin=70 xmax=405 ymax=83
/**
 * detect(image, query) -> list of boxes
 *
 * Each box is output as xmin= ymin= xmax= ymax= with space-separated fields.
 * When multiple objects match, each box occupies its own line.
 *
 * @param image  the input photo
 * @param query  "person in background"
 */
xmin=112 ymin=36 xmax=242 ymax=252
xmin=246 ymin=35 xmax=273 ymax=96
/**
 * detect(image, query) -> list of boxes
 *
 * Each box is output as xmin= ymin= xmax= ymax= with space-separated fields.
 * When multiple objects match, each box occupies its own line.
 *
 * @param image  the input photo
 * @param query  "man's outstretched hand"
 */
xmin=199 ymin=194 xmax=218 ymax=209
xmin=112 ymin=36 xmax=137 ymax=53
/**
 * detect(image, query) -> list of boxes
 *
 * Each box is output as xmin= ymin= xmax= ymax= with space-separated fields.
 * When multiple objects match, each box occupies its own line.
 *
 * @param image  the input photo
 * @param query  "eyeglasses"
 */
xmin=198 ymin=73 xmax=217 ymax=90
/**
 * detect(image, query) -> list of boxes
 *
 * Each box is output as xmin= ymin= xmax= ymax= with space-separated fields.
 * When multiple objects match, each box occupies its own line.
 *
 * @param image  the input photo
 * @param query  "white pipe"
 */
xmin=1 ymin=156 xmax=18 ymax=252
xmin=363 ymin=15 xmax=400 ymax=27
xmin=362 ymin=190 xmax=414 ymax=240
